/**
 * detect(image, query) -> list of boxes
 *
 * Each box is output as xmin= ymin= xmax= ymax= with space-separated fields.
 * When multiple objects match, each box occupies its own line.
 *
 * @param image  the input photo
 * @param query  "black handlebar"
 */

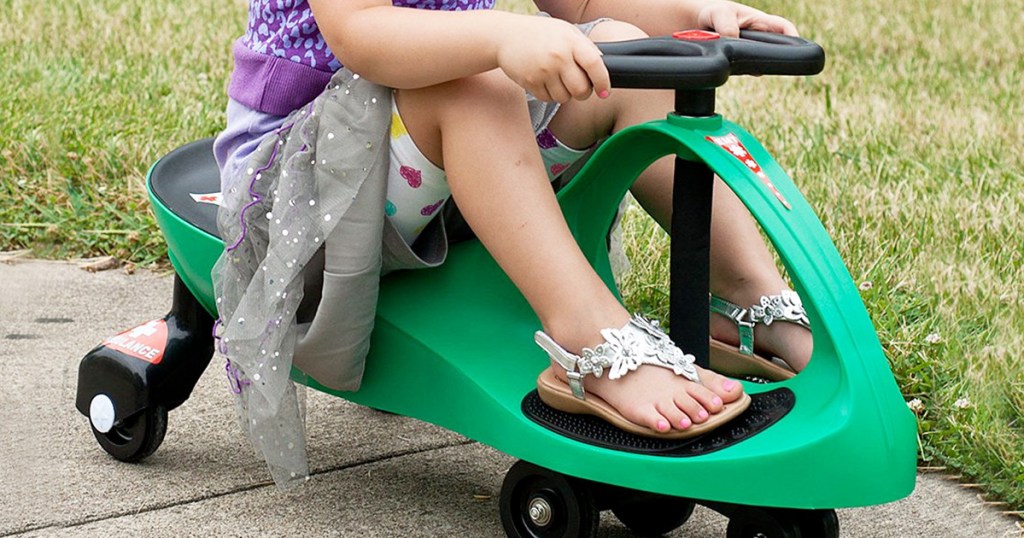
xmin=597 ymin=30 xmax=825 ymax=90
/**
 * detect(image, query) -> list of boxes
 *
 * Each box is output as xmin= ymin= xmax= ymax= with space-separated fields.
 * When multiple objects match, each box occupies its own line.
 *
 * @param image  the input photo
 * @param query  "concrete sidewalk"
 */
xmin=0 ymin=259 xmax=1019 ymax=537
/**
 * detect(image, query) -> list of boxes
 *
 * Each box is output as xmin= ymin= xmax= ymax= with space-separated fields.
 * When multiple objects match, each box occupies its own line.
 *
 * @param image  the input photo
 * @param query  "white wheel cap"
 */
xmin=89 ymin=394 xmax=116 ymax=433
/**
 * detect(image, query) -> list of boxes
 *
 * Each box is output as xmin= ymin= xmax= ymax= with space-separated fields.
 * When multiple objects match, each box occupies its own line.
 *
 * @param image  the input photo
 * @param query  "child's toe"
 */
xmin=621 ymin=403 xmax=673 ymax=433
xmin=673 ymin=392 xmax=707 ymax=424
xmin=655 ymin=401 xmax=690 ymax=432
xmin=648 ymin=411 xmax=673 ymax=433
xmin=698 ymin=368 xmax=745 ymax=404
xmin=687 ymin=383 xmax=725 ymax=415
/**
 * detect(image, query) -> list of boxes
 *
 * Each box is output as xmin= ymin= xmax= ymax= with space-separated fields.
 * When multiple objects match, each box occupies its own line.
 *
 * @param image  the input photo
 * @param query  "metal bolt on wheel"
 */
xmin=528 ymin=496 xmax=554 ymax=526
xmin=499 ymin=460 xmax=598 ymax=538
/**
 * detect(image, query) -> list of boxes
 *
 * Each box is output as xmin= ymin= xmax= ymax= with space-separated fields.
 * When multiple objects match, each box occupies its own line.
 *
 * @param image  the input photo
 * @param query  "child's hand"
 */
xmin=694 ymin=0 xmax=799 ymax=38
xmin=496 ymin=16 xmax=610 ymax=103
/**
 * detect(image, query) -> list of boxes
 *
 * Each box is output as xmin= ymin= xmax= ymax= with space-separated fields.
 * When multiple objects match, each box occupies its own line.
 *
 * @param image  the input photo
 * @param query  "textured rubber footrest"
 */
xmin=522 ymin=388 xmax=794 ymax=456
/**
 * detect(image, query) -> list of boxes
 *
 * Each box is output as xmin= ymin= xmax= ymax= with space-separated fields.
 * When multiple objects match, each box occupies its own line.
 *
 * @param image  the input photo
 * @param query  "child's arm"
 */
xmin=309 ymin=0 xmax=610 ymax=102
xmin=535 ymin=0 xmax=798 ymax=38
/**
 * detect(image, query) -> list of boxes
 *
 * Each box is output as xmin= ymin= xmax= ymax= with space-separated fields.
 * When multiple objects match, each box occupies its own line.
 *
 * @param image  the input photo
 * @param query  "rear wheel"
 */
xmin=91 ymin=405 xmax=168 ymax=463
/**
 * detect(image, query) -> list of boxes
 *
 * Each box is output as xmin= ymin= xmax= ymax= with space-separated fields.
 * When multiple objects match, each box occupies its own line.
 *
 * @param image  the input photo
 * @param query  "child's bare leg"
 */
xmin=632 ymin=172 xmax=813 ymax=371
xmin=396 ymin=71 xmax=743 ymax=433
xmin=547 ymin=21 xmax=813 ymax=371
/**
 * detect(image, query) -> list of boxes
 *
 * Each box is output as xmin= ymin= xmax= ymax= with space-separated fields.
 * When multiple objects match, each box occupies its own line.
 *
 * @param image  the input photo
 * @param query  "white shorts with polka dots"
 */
xmin=385 ymin=98 xmax=590 ymax=244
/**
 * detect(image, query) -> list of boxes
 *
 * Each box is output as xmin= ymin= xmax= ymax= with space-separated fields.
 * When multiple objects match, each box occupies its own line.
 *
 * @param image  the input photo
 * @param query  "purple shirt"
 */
xmin=229 ymin=0 xmax=496 ymax=116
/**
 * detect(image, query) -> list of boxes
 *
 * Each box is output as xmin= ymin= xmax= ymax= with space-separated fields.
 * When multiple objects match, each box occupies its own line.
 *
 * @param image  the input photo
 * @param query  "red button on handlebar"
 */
xmin=672 ymin=30 xmax=721 ymax=41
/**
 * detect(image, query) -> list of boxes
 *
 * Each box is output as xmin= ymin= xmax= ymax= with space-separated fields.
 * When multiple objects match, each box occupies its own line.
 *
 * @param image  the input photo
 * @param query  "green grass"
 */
xmin=0 ymin=0 xmax=238 ymax=265
xmin=2 ymin=0 xmax=1022 ymax=516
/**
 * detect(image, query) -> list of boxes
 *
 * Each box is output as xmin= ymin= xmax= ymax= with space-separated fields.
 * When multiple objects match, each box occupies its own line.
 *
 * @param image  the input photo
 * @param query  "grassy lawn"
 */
xmin=2 ymin=0 xmax=1022 ymax=515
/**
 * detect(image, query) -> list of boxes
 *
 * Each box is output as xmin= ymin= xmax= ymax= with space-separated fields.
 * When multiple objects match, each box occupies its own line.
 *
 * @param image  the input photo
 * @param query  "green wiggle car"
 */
xmin=76 ymin=30 xmax=916 ymax=537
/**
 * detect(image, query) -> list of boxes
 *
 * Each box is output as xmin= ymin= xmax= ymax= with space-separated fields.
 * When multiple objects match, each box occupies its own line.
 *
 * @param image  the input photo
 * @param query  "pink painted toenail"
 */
xmin=598 ymin=90 xmax=610 ymax=99
xmin=679 ymin=418 xmax=691 ymax=429
xmin=713 ymin=396 xmax=723 ymax=407
xmin=657 ymin=419 xmax=670 ymax=432
xmin=698 ymin=409 xmax=709 ymax=420
xmin=722 ymin=379 xmax=737 ymax=391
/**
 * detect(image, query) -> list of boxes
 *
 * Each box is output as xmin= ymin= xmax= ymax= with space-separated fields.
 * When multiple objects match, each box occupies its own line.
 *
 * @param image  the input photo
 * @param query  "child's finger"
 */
xmin=745 ymin=16 xmax=800 ymax=37
xmin=710 ymin=10 xmax=741 ymax=38
xmin=530 ymin=85 xmax=553 ymax=103
xmin=769 ymin=15 xmax=800 ymax=37
xmin=560 ymin=65 xmax=594 ymax=101
xmin=574 ymin=43 xmax=610 ymax=99
xmin=544 ymin=80 xmax=573 ymax=104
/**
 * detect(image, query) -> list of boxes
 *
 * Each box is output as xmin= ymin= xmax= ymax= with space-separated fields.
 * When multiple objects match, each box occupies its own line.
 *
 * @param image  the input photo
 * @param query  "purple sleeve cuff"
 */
xmin=228 ymin=40 xmax=336 ymax=116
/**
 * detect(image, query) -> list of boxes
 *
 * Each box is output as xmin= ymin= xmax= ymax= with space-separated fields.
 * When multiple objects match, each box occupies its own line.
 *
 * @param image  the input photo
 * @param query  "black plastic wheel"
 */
xmin=499 ymin=460 xmax=599 ymax=538
xmin=726 ymin=507 xmax=802 ymax=538
xmin=789 ymin=509 xmax=839 ymax=538
xmin=611 ymin=496 xmax=695 ymax=537
xmin=91 ymin=406 xmax=168 ymax=463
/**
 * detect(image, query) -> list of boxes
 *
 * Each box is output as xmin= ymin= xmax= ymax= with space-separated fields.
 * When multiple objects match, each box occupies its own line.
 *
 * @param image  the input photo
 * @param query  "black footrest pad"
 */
xmin=522 ymin=388 xmax=794 ymax=456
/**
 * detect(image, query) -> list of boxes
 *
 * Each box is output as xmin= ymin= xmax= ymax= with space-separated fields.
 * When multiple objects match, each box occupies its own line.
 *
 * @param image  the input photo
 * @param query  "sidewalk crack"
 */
xmin=1 ymin=439 xmax=475 ymax=537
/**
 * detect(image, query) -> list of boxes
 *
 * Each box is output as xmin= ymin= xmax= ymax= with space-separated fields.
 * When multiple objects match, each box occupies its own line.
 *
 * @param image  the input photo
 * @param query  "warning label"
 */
xmin=706 ymin=133 xmax=792 ymax=210
xmin=103 ymin=319 xmax=168 ymax=364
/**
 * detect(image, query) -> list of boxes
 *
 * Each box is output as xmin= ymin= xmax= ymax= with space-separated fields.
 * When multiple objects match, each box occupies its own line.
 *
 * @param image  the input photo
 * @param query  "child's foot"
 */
xmin=709 ymin=286 xmax=813 ymax=372
xmin=559 ymin=359 xmax=746 ymax=434
xmin=536 ymin=315 xmax=746 ymax=437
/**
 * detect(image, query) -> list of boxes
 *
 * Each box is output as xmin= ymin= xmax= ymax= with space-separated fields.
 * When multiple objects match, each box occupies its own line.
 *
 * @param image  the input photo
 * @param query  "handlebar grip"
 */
xmin=601 ymin=54 xmax=730 ymax=90
xmin=727 ymin=31 xmax=826 ymax=77
xmin=596 ymin=32 xmax=825 ymax=90
xmin=735 ymin=30 xmax=808 ymax=46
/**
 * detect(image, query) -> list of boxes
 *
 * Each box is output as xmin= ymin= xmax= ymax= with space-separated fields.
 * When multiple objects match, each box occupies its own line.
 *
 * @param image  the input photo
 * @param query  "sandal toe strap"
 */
xmin=602 ymin=315 xmax=700 ymax=383
xmin=534 ymin=315 xmax=700 ymax=401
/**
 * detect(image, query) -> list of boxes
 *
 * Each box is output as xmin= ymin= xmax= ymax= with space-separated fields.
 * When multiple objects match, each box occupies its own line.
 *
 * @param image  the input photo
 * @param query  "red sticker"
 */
xmin=190 ymin=192 xmax=223 ymax=206
xmin=706 ymin=133 xmax=791 ymax=209
xmin=672 ymin=30 xmax=721 ymax=41
xmin=103 ymin=319 xmax=168 ymax=364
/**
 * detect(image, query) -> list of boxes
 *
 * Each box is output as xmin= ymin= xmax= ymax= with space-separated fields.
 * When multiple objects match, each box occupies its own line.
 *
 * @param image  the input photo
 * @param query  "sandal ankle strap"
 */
xmin=535 ymin=315 xmax=700 ymax=400
xmin=710 ymin=290 xmax=810 ymax=356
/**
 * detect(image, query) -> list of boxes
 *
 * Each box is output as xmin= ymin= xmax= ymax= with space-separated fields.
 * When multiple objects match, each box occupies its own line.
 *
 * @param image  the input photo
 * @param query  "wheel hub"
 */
xmin=89 ymin=394 xmax=116 ymax=433
xmin=528 ymin=496 xmax=553 ymax=527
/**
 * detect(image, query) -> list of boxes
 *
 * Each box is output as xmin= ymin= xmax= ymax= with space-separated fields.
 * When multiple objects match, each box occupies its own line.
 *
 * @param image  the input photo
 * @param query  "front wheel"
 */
xmin=726 ymin=506 xmax=803 ymax=538
xmin=91 ymin=405 xmax=168 ymax=463
xmin=611 ymin=495 xmax=695 ymax=536
xmin=499 ymin=460 xmax=599 ymax=538
xmin=789 ymin=508 xmax=839 ymax=537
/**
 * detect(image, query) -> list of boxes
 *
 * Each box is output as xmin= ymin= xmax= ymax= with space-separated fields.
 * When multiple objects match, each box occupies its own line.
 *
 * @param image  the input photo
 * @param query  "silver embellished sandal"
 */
xmin=534 ymin=315 xmax=750 ymax=439
xmin=709 ymin=290 xmax=811 ymax=381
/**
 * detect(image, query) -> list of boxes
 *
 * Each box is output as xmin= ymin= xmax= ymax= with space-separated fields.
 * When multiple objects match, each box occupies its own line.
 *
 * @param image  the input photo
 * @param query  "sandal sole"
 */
xmin=709 ymin=338 xmax=796 ymax=381
xmin=535 ymin=367 xmax=751 ymax=440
